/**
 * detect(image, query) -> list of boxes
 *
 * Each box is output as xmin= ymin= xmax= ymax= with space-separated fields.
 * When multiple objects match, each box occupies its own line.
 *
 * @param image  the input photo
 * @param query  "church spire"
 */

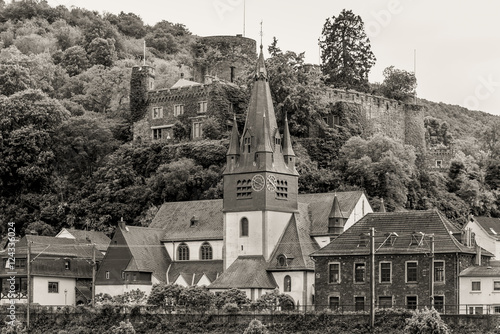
xmin=227 ymin=114 xmax=240 ymax=156
xmin=282 ymin=112 xmax=295 ymax=169
xmin=379 ymin=198 xmax=386 ymax=212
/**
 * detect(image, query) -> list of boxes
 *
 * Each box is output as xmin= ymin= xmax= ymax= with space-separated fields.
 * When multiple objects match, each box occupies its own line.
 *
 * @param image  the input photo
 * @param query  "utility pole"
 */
xmin=91 ymin=243 xmax=96 ymax=308
xmin=370 ymin=227 xmax=375 ymax=329
xmin=429 ymin=234 xmax=434 ymax=309
xmin=26 ymin=240 xmax=31 ymax=331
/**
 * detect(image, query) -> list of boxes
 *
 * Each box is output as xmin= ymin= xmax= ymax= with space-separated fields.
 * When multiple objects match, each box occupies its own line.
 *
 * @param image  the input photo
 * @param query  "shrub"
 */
xmin=222 ymin=303 xmax=239 ymax=314
xmin=404 ymin=307 xmax=450 ymax=334
xmin=244 ymin=319 xmax=268 ymax=334
xmin=1 ymin=321 xmax=27 ymax=334
xmin=109 ymin=321 xmax=136 ymax=334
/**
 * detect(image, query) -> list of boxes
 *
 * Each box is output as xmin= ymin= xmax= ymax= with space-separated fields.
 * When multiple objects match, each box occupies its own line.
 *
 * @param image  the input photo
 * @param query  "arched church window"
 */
xmin=178 ymin=243 xmax=189 ymax=261
xmin=240 ymin=217 xmax=249 ymax=237
xmin=200 ymin=242 xmax=213 ymax=260
xmin=284 ymin=275 xmax=292 ymax=292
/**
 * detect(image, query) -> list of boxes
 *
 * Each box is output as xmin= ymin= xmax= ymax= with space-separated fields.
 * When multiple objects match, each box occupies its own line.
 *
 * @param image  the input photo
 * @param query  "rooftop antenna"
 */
xmin=414 ymin=49 xmax=417 ymax=104
xmin=243 ymin=0 xmax=246 ymax=37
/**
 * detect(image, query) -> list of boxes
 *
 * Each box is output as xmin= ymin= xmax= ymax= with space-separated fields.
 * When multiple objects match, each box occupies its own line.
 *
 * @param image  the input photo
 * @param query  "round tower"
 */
xmin=130 ymin=66 xmax=155 ymax=122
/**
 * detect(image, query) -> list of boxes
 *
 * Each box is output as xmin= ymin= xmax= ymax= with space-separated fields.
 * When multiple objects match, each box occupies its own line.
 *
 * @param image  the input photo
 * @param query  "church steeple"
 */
xmin=328 ymin=194 xmax=348 ymax=236
xmin=226 ymin=115 xmax=240 ymax=172
xmin=223 ymin=44 xmax=298 ymax=213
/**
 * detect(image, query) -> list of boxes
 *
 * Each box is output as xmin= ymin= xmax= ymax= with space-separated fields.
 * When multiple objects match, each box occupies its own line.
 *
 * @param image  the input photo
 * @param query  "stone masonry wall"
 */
xmin=315 ymin=253 xmax=461 ymax=312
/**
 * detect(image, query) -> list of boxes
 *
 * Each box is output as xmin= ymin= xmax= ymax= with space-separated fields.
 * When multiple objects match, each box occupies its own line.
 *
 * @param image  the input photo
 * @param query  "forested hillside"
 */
xmin=1 ymin=1 xmax=499 ymax=237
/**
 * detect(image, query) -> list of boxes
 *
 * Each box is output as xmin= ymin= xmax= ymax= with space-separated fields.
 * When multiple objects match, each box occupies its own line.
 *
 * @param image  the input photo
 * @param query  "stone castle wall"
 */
xmin=323 ymin=87 xmax=425 ymax=151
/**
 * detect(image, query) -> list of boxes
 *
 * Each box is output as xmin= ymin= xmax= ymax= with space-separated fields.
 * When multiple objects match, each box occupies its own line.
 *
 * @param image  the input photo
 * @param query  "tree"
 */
xmin=0 ymin=64 xmax=33 ymax=95
xmin=380 ymin=66 xmax=417 ymax=102
xmin=214 ymin=288 xmax=250 ymax=310
xmin=87 ymin=38 xmax=116 ymax=67
xmin=178 ymin=285 xmax=213 ymax=312
xmin=404 ymin=307 xmax=450 ymax=334
xmin=320 ymin=9 xmax=376 ymax=91
xmin=147 ymin=283 xmax=184 ymax=307
xmin=59 ymin=45 xmax=90 ymax=76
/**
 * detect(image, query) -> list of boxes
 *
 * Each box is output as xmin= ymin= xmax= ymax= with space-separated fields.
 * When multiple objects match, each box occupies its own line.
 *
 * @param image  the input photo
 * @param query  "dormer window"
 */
xmin=190 ymin=216 xmax=199 ymax=227
xmin=410 ymin=232 xmax=424 ymax=246
xmin=64 ymin=260 xmax=70 ymax=270
xmin=383 ymin=233 xmax=398 ymax=247
xmin=358 ymin=233 xmax=368 ymax=247
xmin=277 ymin=255 xmax=287 ymax=267
xmin=244 ymin=137 xmax=251 ymax=153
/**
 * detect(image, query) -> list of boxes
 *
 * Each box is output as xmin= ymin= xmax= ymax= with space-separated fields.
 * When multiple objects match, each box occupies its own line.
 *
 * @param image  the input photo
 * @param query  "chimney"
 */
xmin=180 ymin=72 xmax=184 ymax=79
xmin=475 ymin=244 xmax=482 ymax=266
xmin=118 ymin=217 xmax=126 ymax=230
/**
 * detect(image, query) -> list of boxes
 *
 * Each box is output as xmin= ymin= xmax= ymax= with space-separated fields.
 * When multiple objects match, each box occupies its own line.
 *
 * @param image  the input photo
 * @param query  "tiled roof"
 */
xmin=459 ymin=265 xmax=500 ymax=277
xmin=150 ymin=199 xmax=224 ymax=241
xmin=209 ymin=256 xmax=278 ymax=289
xmin=473 ymin=216 xmax=500 ymax=240
xmin=61 ymin=229 xmax=111 ymax=252
xmin=30 ymin=258 xmax=93 ymax=278
xmin=171 ymin=78 xmax=202 ymax=88
xmin=312 ymin=210 xmax=488 ymax=257
xmin=167 ymin=260 xmax=223 ymax=286
xmin=120 ymin=226 xmax=171 ymax=281
xmin=298 ymin=191 xmax=364 ymax=236
xmin=10 ymin=236 xmax=103 ymax=260
xmin=268 ymin=204 xmax=319 ymax=271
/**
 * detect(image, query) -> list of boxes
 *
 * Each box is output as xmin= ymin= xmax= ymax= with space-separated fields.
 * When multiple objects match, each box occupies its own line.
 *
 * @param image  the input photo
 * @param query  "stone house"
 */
xmin=311 ymin=210 xmax=492 ymax=313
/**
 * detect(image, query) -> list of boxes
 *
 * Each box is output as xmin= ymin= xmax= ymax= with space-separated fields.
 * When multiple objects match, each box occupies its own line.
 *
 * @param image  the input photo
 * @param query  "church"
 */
xmin=95 ymin=45 xmax=372 ymax=307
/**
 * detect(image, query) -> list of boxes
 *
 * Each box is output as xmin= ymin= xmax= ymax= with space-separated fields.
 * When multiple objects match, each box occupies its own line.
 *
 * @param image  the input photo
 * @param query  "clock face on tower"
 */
xmin=266 ymin=175 xmax=277 ymax=192
xmin=251 ymin=174 xmax=265 ymax=192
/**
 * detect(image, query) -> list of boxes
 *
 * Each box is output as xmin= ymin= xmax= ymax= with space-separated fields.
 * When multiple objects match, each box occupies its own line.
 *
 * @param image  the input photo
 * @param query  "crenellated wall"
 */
xmin=323 ymin=88 xmax=425 ymax=151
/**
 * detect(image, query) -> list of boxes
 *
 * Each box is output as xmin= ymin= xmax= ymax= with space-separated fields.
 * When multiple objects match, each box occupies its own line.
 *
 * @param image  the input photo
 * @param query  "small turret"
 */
xmin=130 ymin=65 xmax=155 ymax=122
xmin=328 ymin=194 xmax=348 ymax=235
xmin=282 ymin=113 xmax=295 ymax=170
xmin=226 ymin=115 xmax=240 ymax=171
xmin=379 ymin=198 xmax=386 ymax=213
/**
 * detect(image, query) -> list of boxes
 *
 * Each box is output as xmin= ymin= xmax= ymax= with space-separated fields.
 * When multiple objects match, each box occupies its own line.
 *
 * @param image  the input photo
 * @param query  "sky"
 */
xmin=41 ymin=0 xmax=500 ymax=116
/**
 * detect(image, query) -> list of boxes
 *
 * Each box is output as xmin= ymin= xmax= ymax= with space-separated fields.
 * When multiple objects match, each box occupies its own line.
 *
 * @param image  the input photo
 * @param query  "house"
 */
xmin=0 ymin=235 xmax=101 ymax=306
xmin=459 ymin=261 xmax=500 ymax=314
xmin=97 ymin=45 xmax=372 ymax=307
xmin=55 ymin=228 xmax=111 ymax=255
xmin=94 ymin=222 xmax=169 ymax=296
xmin=311 ymin=210 xmax=493 ymax=313
xmin=464 ymin=216 xmax=500 ymax=259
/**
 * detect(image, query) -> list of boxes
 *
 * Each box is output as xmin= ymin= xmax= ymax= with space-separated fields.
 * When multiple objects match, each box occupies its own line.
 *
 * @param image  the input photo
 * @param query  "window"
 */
xmin=329 ymin=296 xmax=340 ymax=310
xmin=333 ymin=115 xmax=340 ymax=125
xmin=494 ymin=281 xmax=500 ymax=291
xmin=378 ymin=296 xmax=392 ymax=309
xmin=380 ymin=262 xmax=392 ymax=283
xmin=174 ymin=104 xmax=184 ymax=116
xmin=193 ymin=122 xmax=203 ymax=139
xmin=1 ymin=278 xmax=27 ymax=295
xmin=406 ymin=262 xmax=418 ymax=283
xmin=200 ymin=242 xmax=212 ymax=260
xmin=434 ymin=296 xmax=444 ymax=313
xmin=105 ymin=271 xmax=110 ymax=279
xmin=178 ymin=243 xmax=189 ymax=261
xmin=471 ymin=281 xmax=481 ymax=291
xmin=383 ymin=233 xmax=397 ymax=247
xmin=355 ymin=296 xmax=365 ymax=311
xmin=410 ymin=232 xmax=424 ymax=246
xmin=358 ymin=234 xmax=368 ymax=247
xmin=240 ymin=218 xmax=249 ymax=237
xmin=406 ymin=296 xmax=417 ymax=310
xmin=14 ymin=258 xmax=26 ymax=269
xmin=494 ymin=306 xmax=500 ymax=314
xmin=64 ymin=260 xmax=70 ymax=270
xmin=354 ymin=263 xmax=365 ymax=283
xmin=198 ymin=101 xmax=207 ymax=113
xmin=436 ymin=160 xmax=442 ymax=168
xmin=121 ymin=271 xmax=125 ymax=280
xmin=152 ymin=107 xmax=163 ymax=119
xmin=329 ymin=263 xmax=340 ymax=284
xmin=244 ymin=137 xmax=251 ymax=153
xmin=277 ymin=255 xmax=287 ymax=267
xmin=475 ymin=307 xmax=483 ymax=315
xmin=152 ymin=128 xmax=162 ymax=140
xmin=133 ymin=274 xmax=137 ymax=281
xmin=434 ymin=261 xmax=445 ymax=282
xmin=284 ymin=275 xmax=291 ymax=292
xmin=48 ymin=282 xmax=59 ymax=293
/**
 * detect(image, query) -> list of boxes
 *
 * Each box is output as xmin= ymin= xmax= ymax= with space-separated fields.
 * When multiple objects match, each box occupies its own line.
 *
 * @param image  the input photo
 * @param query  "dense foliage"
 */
xmin=1 ymin=2 xmax=500 ymax=237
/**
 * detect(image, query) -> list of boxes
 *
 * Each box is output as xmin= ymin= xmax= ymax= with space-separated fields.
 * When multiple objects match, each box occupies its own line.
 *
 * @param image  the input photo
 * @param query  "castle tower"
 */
xmin=222 ymin=46 xmax=299 ymax=269
xmin=130 ymin=65 xmax=155 ymax=122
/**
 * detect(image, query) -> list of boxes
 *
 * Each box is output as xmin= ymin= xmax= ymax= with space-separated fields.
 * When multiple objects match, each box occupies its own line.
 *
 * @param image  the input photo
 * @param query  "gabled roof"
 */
xmin=8 ymin=236 xmax=103 ymax=260
xmin=298 ymin=191 xmax=365 ymax=236
xmin=171 ymin=78 xmax=202 ymax=89
xmin=30 ymin=258 xmax=93 ymax=278
xmin=312 ymin=210 xmax=489 ymax=257
xmin=268 ymin=204 xmax=319 ymax=271
xmin=459 ymin=265 xmax=500 ymax=277
xmin=167 ymin=260 xmax=223 ymax=286
xmin=209 ymin=256 xmax=278 ymax=289
xmin=119 ymin=226 xmax=170 ymax=281
xmin=473 ymin=216 xmax=500 ymax=240
xmin=57 ymin=228 xmax=111 ymax=252
xmin=150 ymin=199 xmax=224 ymax=241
